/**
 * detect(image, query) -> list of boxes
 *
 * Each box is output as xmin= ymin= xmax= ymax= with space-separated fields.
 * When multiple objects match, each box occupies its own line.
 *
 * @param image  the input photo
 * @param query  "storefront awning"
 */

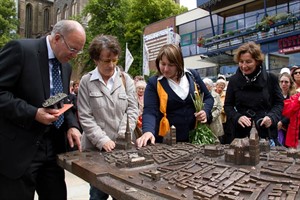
xmin=184 ymin=55 xmax=217 ymax=70
xmin=202 ymin=53 xmax=235 ymax=66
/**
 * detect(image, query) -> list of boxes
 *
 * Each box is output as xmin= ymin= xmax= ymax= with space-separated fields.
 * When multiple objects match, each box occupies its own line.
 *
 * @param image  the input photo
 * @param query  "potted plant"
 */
xmin=257 ymin=15 xmax=275 ymax=32
xmin=287 ymin=13 xmax=298 ymax=24
xmin=274 ymin=13 xmax=288 ymax=23
xmin=197 ymin=36 xmax=205 ymax=47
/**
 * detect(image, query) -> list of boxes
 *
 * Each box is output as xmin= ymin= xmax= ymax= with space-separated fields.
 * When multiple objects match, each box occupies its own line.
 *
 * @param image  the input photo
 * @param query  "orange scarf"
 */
xmin=157 ymin=81 xmax=170 ymax=136
xmin=157 ymin=77 xmax=199 ymax=136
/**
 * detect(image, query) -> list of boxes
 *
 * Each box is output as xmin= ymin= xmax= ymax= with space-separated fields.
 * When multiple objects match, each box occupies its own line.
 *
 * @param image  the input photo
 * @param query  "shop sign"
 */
xmin=278 ymin=35 xmax=300 ymax=54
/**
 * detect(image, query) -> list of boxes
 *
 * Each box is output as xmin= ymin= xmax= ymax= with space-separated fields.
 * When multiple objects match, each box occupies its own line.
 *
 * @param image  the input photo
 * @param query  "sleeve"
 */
xmin=0 ymin=40 xmax=37 ymax=128
xmin=282 ymin=93 xmax=300 ymax=118
xmin=224 ymin=77 xmax=242 ymax=125
xmin=142 ymin=77 xmax=160 ymax=136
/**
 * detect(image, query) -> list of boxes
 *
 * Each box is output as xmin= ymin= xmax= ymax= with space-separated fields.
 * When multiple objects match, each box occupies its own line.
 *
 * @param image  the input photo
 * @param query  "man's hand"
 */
xmin=67 ymin=128 xmax=82 ymax=152
xmin=35 ymin=108 xmax=60 ymax=125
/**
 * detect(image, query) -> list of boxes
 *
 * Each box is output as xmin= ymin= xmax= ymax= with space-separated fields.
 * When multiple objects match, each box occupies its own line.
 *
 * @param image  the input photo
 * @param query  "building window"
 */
xmin=44 ymin=8 xmax=50 ymax=32
xmin=72 ymin=0 xmax=77 ymax=16
xmin=56 ymin=9 xmax=61 ymax=22
xmin=63 ymin=4 xmax=69 ymax=19
xmin=25 ymin=4 xmax=33 ymax=38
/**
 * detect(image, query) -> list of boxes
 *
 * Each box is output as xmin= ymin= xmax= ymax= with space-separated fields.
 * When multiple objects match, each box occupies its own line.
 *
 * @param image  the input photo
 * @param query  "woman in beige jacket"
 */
xmin=77 ymin=34 xmax=139 ymax=200
xmin=203 ymin=78 xmax=224 ymax=142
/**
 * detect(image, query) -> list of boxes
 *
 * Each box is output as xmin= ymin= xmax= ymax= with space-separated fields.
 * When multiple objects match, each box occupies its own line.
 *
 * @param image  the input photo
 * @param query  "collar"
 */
xmin=46 ymin=35 xmax=55 ymax=59
xmin=89 ymin=67 xmax=118 ymax=82
xmin=157 ymin=68 xmax=190 ymax=81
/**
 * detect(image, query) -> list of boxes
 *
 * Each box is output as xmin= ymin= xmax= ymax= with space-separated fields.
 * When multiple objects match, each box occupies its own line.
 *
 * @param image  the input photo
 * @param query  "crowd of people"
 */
xmin=1 ymin=19 xmax=300 ymax=200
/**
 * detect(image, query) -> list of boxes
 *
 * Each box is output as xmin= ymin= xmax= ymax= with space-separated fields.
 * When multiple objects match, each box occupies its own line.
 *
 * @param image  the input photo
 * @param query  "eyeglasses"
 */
xmin=60 ymin=34 xmax=83 ymax=54
xmin=293 ymin=71 xmax=300 ymax=75
xmin=99 ymin=58 xmax=118 ymax=65
xmin=280 ymin=80 xmax=290 ymax=84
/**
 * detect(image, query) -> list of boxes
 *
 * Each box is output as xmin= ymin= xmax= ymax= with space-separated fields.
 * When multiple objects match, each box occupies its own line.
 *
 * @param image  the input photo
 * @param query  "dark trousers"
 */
xmin=0 ymin=127 xmax=66 ymax=200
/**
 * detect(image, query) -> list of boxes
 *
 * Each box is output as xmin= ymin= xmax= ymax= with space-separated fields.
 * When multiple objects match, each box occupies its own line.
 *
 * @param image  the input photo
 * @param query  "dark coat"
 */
xmin=224 ymin=67 xmax=283 ymax=139
xmin=142 ymin=69 xmax=214 ymax=142
xmin=0 ymin=38 xmax=80 ymax=179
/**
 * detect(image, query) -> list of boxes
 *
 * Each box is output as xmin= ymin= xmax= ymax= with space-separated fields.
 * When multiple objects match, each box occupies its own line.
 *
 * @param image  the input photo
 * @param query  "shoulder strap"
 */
xmin=121 ymin=71 xmax=127 ymax=94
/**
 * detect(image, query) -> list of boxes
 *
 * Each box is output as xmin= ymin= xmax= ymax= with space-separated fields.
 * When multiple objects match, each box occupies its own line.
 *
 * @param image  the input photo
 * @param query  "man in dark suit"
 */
xmin=0 ymin=20 xmax=86 ymax=200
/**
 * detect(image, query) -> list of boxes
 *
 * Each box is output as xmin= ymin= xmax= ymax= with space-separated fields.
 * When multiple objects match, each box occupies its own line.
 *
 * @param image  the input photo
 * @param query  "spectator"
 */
xmin=282 ymin=92 xmax=300 ymax=148
xmin=134 ymin=75 xmax=144 ymax=85
xmin=291 ymin=65 xmax=300 ymax=92
xmin=135 ymin=80 xmax=147 ymax=129
xmin=68 ymin=80 xmax=81 ymax=134
xmin=224 ymin=42 xmax=283 ymax=144
xmin=203 ymin=78 xmax=224 ymax=142
xmin=215 ymin=79 xmax=227 ymax=124
xmin=278 ymin=72 xmax=296 ymax=146
xmin=77 ymin=34 xmax=138 ymax=200
xmin=136 ymin=44 xmax=214 ymax=148
xmin=0 ymin=19 xmax=84 ymax=200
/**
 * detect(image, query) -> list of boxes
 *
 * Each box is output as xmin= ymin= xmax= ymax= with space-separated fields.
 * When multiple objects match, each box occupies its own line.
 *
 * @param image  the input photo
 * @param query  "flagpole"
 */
xmin=125 ymin=43 xmax=134 ymax=73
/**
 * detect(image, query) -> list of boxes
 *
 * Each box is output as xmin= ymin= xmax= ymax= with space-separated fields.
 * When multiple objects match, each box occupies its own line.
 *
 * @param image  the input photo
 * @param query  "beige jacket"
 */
xmin=209 ymin=90 xmax=224 ymax=137
xmin=77 ymin=68 xmax=139 ymax=150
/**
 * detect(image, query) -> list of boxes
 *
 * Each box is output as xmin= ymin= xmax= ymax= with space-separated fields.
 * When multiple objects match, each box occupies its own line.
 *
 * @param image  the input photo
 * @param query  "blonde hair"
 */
xmin=279 ymin=73 xmax=296 ymax=96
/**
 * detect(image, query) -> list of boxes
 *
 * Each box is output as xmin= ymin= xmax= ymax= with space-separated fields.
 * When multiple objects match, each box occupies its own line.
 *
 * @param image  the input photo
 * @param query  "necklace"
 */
xmin=243 ymin=67 xmax=262 ymax=83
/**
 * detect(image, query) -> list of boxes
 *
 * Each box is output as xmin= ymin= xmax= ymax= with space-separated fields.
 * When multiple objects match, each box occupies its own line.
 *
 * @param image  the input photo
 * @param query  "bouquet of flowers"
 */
xmin=189 ymin=91 xmax=217 ymax=145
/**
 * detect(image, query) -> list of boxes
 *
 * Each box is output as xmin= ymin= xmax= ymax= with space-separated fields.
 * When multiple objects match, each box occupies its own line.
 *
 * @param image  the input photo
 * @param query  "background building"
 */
xmin=17 ymin=0 xmax=88 ymax=38
xmin=144 ymin=0 xmax=300 ymax=79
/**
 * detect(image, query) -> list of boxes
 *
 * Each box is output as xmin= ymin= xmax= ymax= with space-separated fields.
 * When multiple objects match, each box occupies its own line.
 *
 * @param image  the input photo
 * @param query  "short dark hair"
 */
xmin=88 ymin=34 xmax=121 ymax=61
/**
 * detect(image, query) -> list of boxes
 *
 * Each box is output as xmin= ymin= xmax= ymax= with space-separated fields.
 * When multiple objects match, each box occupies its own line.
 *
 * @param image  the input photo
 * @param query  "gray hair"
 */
xmin=203 ymin=78 xmax=214 ymax=87
xmin=51 ymin=20 xmax=84 ymax=36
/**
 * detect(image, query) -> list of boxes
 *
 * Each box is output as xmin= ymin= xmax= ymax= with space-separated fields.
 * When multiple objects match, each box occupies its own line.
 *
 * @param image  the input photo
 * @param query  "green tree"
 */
xmin=0 ymin=0 xmax=19 ymax=49
xmin=76 ymin=0 xmax=187 ymax=77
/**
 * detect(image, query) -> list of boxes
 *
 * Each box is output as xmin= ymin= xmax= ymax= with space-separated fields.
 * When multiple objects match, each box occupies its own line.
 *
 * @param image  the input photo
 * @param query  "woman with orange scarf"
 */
xmin=135 ymin=44 xmax=214 ymax=148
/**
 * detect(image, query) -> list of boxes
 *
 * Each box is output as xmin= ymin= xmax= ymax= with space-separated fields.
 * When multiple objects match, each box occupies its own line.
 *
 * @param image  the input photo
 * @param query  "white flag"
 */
xmin=125 ymin=43 xmax=134 ymax=73
xmin=143 ymin=40 xmax=149 ymax=76
xmin=174 ymin=33 xmax=181 ymax=45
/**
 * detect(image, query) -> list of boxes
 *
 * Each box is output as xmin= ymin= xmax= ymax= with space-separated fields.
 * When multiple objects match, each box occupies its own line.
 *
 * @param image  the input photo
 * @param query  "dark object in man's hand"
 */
xmin=42 ymin=93 xmax=67 ymax=109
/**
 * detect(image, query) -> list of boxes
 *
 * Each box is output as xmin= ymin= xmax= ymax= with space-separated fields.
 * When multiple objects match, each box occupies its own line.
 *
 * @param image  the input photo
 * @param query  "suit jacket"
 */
xmin=0 ymin=38 xmax=80 ymax=179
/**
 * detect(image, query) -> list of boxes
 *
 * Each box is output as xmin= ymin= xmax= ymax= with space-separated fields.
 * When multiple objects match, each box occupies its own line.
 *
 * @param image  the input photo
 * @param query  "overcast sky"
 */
xmin=180 ymin=0 xmax=197 ymax=10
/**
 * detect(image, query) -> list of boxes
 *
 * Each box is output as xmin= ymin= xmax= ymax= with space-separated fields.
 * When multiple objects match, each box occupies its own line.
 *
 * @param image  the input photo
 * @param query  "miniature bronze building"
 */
xmin=225 ymin=124 xmax=261 ymax=166
xmin=42 ymin=93 xmax=67 ymax=109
